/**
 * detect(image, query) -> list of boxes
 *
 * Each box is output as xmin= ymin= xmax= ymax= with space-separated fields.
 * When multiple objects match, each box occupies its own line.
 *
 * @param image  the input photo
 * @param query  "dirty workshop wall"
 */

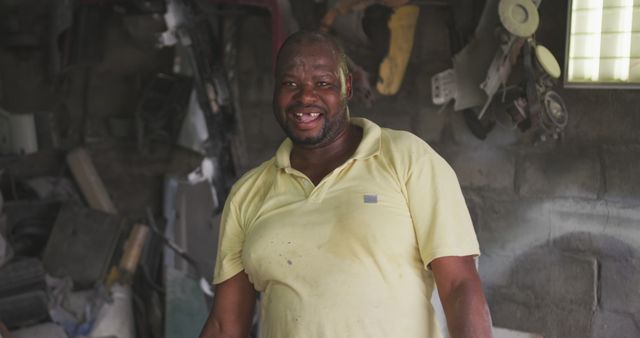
xmin=233 ymin=2 xmax=640 ymax=338
xmin=0 ymin=0 xmax=638 ymax=337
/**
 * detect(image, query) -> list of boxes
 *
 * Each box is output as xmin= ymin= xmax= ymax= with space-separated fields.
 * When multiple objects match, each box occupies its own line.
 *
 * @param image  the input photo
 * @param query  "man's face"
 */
xmin=273 ymin=41 xmax=352 ymax=147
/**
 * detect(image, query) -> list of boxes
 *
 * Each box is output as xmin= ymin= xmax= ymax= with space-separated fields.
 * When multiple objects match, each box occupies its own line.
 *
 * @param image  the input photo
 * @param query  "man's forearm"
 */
xmin=198 ymin=272 xmax=257 ymax=338
xmin=442 ymin=280 xmax=493 ymax=338
xmin=199 ymin=316 xmax=246 ymax=338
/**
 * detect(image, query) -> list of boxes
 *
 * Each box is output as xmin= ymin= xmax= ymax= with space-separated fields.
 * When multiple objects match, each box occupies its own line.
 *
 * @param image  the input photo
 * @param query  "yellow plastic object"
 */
xmin=118 ymin=224 xmax=151 ymax=283
xmin=535 ymin=44 xmax=561 ymax=79
xmin=376 ymin=5 xmax=420 ymax=95
xmin=498 ymin=0 xmax=539 ymax=37
xmin=320 ymin=1 xmax=410 ymax=31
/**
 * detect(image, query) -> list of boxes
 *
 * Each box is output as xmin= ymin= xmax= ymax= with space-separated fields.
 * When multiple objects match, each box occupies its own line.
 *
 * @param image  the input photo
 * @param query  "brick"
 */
xmin=511 ymin=249 xmax=597 ymax=310
xmin=552 ymin=231 xmax=638 ymax=262
xmin=478 ymin=253 xmax=515 ymax=288
xmin=600 ymin=259 xmax=640 ymax=315
xmin=488 ymin=288 xmax=593 ymax=338
xmin=603 ymin=146 xmax=640 ymax=202
xmin=492 ymin=327 xmax=542 ymax=338
xmin=591 ymin=311 xmax=640 ymax=338
xmin=441 ymin=146 xmax=515 ymax=191
xmin=477 ymin=198 xmax=550 ymax=255
xmin=488 ymin=288 xmax=541 ymax=334
xmin=546 ymin=199 xmax=640 ymax=245
xmin=543 ymin=306 xmax=595 ymax=338
xmin=517 ymin=147 xmax=601 ymax=199
xmin=559 ymin=89 xmax=640 ymax=144
xmin=558 ymin=89 xmax=611 ymax=144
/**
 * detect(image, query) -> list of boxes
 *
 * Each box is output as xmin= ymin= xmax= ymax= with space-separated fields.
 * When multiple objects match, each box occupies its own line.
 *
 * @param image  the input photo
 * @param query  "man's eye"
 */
xmin=317 ymin=81 xmax=331 ymax=87
xmin=282 ymin=81 xmax=297 ymax=88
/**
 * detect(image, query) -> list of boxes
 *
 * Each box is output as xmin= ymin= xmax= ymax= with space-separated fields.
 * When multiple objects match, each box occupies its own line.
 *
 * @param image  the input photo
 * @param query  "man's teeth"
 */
xmin=295 ymin=113 xmax=320 ymax=118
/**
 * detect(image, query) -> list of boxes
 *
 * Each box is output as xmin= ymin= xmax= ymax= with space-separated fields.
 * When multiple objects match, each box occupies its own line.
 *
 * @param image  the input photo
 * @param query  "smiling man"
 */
xmin=199 ymin=30 xmax=493 ymax=338
xmin=274 ymin=36 xmax=350 ymax=147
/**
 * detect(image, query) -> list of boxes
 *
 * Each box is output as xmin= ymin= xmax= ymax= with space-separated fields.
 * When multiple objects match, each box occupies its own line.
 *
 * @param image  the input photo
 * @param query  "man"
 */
xmin=199 ymin=30 xmax=492 ymax=338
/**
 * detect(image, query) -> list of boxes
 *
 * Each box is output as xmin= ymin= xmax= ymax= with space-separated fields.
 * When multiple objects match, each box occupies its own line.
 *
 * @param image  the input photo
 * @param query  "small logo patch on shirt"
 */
xmin=363 ymin=194 xmax=378 ymax=204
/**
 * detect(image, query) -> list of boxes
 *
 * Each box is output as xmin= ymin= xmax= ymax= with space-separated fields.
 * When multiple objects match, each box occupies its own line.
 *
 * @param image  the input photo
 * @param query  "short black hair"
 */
xmin=275 ymin=30 xmax=349 ymax=78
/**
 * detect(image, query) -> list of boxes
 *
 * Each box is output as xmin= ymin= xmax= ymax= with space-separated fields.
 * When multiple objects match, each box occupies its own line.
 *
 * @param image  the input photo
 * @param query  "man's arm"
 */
xmin=431 ymin=255 xmax=493 ymax=338
xmin=199 ymin=271 xmax=257 ymax=338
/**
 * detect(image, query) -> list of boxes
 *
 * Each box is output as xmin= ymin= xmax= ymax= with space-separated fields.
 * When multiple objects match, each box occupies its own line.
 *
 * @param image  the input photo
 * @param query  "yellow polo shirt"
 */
xmin=214 ymin=117 xmax=480 ymax=338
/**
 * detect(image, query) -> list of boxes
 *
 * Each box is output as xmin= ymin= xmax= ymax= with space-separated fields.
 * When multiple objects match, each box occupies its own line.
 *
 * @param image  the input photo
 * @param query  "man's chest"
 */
xmin=240 ymin=167 xmax=422 ymax=290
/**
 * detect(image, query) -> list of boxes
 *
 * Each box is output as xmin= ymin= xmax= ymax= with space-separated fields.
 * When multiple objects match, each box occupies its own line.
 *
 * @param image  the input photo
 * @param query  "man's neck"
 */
xmin=290 ymin=124 xmax=363 ymax=185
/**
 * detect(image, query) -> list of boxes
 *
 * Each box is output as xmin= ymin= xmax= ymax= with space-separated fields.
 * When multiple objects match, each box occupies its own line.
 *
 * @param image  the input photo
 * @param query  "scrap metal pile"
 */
xmin=431 ymin=0 xmax=569 ymax=141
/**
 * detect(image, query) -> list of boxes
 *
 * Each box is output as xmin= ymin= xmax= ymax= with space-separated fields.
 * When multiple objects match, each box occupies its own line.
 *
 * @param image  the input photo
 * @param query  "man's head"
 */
xmin=273 ymin=30 xmax=352 ymax=147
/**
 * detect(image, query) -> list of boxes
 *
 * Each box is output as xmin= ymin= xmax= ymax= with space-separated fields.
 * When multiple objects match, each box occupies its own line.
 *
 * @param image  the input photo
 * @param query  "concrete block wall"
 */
xmin=435 ymin=104 xmax=640 ymax=337
xmin=604 ymin=145 xmax=640 ymax=201
xmin=516 ymin=147 xmax=601 ymax=199
xmin=235 ymin=2 xmax=640 ymax=337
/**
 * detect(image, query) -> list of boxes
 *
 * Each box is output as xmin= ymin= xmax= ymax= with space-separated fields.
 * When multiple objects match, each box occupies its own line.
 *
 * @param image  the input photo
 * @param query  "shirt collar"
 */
xmin=275 ymin=117 xmax=382 ymax=169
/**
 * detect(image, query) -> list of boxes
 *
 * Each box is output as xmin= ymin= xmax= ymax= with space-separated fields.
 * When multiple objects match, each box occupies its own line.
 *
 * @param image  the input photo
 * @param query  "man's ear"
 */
xmin=345 ymin=73 xmax=353 ymax=99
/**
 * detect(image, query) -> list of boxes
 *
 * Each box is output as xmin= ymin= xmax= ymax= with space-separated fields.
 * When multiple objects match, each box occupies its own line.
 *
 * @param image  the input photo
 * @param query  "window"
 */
xmin=565 ymin=0 xmax=640 ymax=87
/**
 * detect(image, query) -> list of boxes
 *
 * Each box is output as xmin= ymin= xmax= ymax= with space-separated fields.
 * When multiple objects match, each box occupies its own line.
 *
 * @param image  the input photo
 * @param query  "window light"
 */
xmin=565 ymin=0 xmax=640 ymax=87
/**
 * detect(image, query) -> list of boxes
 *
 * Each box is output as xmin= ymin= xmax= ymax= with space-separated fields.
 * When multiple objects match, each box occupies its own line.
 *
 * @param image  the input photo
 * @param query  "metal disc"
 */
xmin=498 ymin=0 xmax=540 ymax=37
xmin=535 ymin=44 xmax=561 ymax=78
xmin=542 ymin=90 xmax=568 ymax=130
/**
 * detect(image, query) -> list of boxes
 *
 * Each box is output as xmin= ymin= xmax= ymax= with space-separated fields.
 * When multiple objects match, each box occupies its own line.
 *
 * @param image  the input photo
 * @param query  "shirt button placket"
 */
xmin=302 ymin=178 xmax=314 ymax=198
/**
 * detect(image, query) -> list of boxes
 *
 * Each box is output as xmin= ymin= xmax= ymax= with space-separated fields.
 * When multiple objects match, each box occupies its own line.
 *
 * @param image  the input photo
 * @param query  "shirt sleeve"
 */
xmin=404 ymin=152 xmax=480 ymax=269
xmin=212 ymin=198 xmax=246 ymax=284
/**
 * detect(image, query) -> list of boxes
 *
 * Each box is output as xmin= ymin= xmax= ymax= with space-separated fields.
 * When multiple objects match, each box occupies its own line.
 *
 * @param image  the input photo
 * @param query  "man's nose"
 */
xmin=294 ymin=84 xmax=317 ymax=104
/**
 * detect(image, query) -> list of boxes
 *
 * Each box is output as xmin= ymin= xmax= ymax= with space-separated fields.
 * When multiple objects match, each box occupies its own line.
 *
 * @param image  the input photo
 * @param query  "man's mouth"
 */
xmin=294 ymin=112 xmax=321 ymax=123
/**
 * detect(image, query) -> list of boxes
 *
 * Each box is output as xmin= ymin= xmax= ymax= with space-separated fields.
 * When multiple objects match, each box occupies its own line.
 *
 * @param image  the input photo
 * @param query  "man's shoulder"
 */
xmin=379 ymin=127 xmax=435 ymax=157
xmin=228 ymin=157 xmax=278 ymax=200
